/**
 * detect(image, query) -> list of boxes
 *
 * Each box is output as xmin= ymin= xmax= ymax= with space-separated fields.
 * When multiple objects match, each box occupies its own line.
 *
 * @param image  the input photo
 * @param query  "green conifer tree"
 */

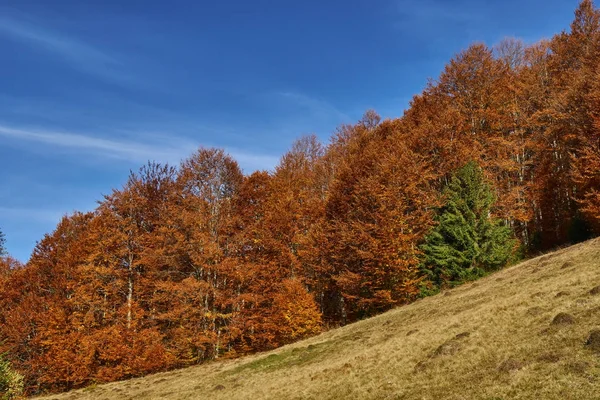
xmin=421 ymin=161 xmax=516 ymax=287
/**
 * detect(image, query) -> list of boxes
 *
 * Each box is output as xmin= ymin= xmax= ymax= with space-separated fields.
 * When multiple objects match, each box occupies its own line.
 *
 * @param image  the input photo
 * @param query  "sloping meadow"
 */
xmin=39 ymin=238 xmax=600 ymax=400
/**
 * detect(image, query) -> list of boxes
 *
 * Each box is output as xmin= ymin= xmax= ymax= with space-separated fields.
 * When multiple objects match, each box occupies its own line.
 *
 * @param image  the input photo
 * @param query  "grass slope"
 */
xmin=39 ymin=239 xmax=600 ymax=400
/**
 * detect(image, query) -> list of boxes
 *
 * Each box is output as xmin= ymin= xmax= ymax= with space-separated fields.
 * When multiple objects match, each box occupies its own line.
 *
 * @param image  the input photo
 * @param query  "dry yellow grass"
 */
xmin=38 ymin=239 xmax=600 ymax=400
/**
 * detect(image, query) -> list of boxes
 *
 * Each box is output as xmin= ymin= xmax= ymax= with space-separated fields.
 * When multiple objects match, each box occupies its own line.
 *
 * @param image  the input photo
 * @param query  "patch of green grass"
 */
xmin=81 ymin=383 xmax=97 ymax=393
xmin=225 ymin=341 xmax=332 ymax=375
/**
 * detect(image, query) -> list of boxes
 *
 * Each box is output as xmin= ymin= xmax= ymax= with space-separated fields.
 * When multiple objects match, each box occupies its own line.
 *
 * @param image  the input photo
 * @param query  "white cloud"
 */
xmin=227 ymin=150 xmax=279 ymax=172
xmin=0 ymin=124 xmax=187 ymax=163
xmin=0 ymin=124 xmax=279 ymax=172
xmin=0 ymin=17 xmax=115 ymax=63
xmin=0 ymin=16 xmax=131 ymax=83
xmin=276 ymin=91 xmax=351 ymax=123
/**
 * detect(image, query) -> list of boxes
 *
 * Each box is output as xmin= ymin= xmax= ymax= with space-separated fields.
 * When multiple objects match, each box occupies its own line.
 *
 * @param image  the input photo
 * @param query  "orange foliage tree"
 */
xmin=2 ymin=1 xmax=600 ymax=395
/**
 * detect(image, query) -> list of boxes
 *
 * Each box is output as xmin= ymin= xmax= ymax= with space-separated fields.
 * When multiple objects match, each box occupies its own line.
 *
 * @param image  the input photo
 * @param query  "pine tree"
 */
xmin=421 ymin=161 xmax=516 ymax=287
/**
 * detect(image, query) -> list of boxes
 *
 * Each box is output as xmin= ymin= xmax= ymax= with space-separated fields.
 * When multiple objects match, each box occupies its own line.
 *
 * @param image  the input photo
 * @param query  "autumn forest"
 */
xmin=2 ymin=1 xmax=600 ymax=396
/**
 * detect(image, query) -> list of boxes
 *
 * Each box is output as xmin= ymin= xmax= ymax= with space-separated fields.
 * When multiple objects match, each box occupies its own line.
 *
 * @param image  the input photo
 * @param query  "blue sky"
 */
xmin=0 ymin=0 xmax=579 ymax=261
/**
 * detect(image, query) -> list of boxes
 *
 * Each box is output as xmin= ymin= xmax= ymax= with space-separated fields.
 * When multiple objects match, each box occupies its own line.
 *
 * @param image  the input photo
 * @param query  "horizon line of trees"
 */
xmin=2 ymin=0 xmax=600 ymax=396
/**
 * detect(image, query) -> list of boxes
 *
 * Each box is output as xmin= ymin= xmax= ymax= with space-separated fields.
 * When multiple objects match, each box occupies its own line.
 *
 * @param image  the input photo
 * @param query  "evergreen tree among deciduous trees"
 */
xmin=1 ymin=2 xmax=599 ymax=394
xmin=421 ymin=161 xmax=517 ymax=289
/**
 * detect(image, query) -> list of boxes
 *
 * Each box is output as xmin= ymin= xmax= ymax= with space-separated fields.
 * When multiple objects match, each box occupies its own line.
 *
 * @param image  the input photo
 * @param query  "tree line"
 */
xmin=1 ymin=1 xmax=600 ymax=395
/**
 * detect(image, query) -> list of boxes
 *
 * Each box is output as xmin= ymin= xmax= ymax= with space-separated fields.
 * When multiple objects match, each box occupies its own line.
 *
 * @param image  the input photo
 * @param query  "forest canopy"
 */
xmin=1 ymin=1 xmax=600 ymax=396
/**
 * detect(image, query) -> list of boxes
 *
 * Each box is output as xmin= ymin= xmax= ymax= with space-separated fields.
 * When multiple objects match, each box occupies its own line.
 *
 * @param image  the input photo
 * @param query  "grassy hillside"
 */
xmin=38 ymin=239 xmax=600 ymax=400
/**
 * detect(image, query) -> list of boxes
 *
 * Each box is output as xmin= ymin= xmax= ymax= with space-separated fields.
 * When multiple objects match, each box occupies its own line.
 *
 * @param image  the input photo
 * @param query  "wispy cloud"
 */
xmin=0 ymin=124 xmax=188 ymax=163
xmin=227 ymin=150 xmax=279 ymax=172
xmin=0 ymin=15 xmax=129 ymax=82
xmin=0 ymin=124 xmax=279 ymax=171
xmin=276 ymin=91 xmax=352 ymax=123
xmin=0 ymin=17 xmax=115 ymax=64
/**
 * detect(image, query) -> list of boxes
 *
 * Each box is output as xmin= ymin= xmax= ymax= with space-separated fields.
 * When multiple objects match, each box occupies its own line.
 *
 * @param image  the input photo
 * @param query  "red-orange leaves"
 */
xmin=4 ymin=2 xmax=600 ymax=394
xmin=312 ymin=116 xmax=437 ymax=323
